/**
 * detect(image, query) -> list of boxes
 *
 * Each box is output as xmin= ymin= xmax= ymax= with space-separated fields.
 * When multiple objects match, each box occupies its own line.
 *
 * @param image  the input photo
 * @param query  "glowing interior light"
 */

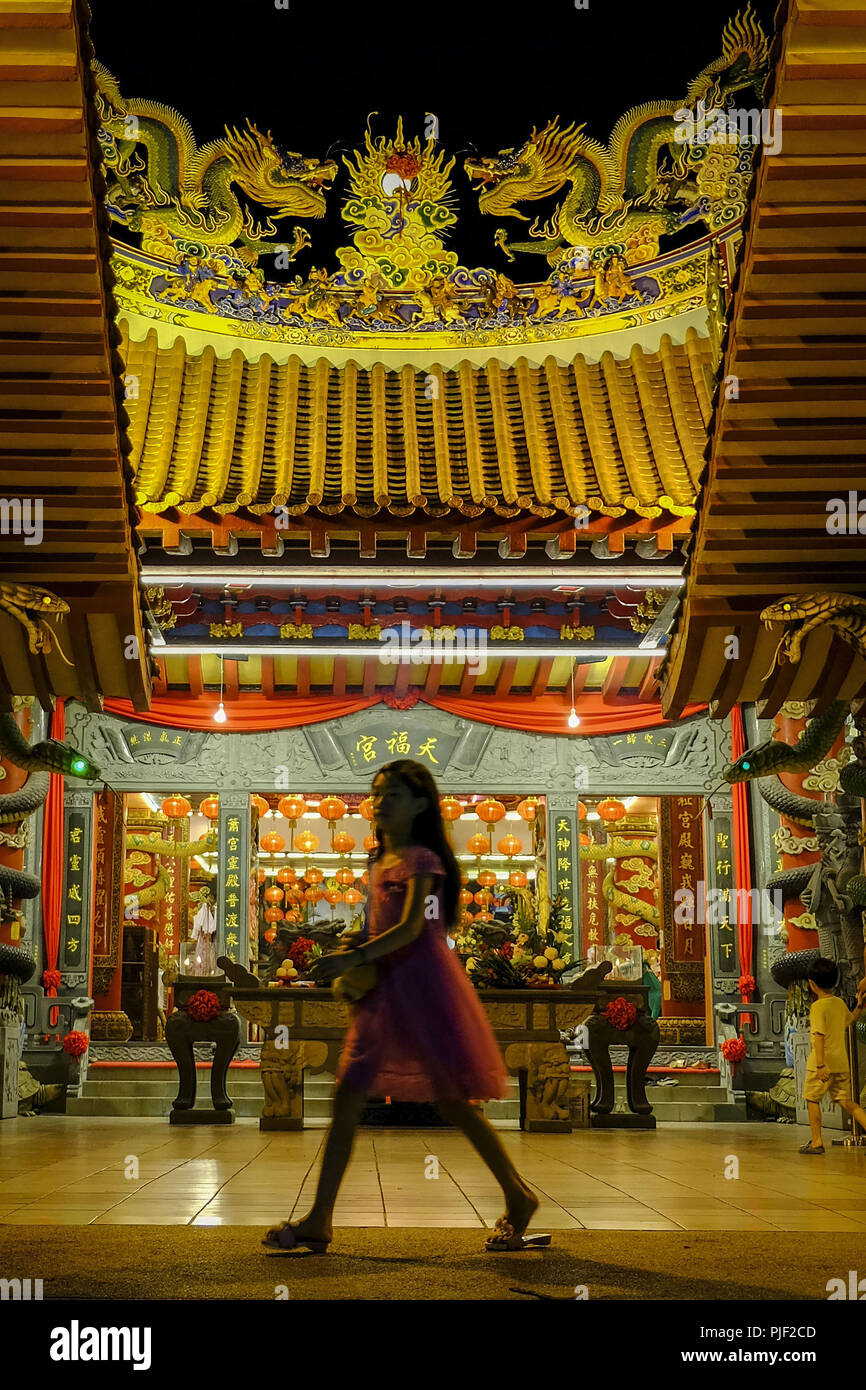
xmin=567 ymin=708 xmax=580 ymax=729
xmin=213 ymin=702 xmax=228 ymax=724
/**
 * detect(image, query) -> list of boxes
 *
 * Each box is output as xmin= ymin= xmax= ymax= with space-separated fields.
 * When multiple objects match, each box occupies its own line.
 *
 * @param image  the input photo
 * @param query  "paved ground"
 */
xmin=1 ymin=1116 xmax=865 ymax=1232
xmin=0 ymin=1223 xmax=858 ymax=1300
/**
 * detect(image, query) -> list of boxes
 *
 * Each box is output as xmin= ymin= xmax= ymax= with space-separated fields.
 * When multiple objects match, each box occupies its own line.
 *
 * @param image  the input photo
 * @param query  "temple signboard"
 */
xmin=333 ymin=720 xmax=461 ymax=775
xmin=61 ymin=809 xmax=88 ymax=972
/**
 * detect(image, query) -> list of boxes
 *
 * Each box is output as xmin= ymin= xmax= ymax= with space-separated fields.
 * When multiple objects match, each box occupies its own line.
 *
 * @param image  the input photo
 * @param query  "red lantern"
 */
xmin=318 ymin=796 xmax=348 ymax=825
xmin=199 ymin=795 xmax=219 ymax=820
xmin=476 ymin=910 xmax=493 ymax=923
xmin=597 ymin=798 xmax=626 ymax=823
xmin=363 ymin=833 xmax=378 ymax=853
xmin=161 ymin=794 xmax=191 ymax=819
xmin=467 ymin=833 xmax=491 ymax=857
xmin=497 ymin=834 xmax=522 ymax=857
xmin=260 ymin=831 xmax=285 ymax=854
xmin=256 ymin=869 xmax=266 ymax=885
xmin=324 ymin=887 xmax=343 ymax=907
xmin=305 ymin=886 xmax=325 ymax=904
xmin=332 ymin=831 xmax=356 ymax=855
xmin=344 ymin=887 xmax=363 ymax=905
xmin=579 ymin=831 xmax=591 ymax=846
xmin=263 ymin=928 xmax=276 ymax=944
xmin=474 ymin=889 xmax=492 ymax=907
xmin=264 ymin=885 xmax=283 ymax=904
xmin=278 ymin=795 xmax=308 ymax=822
xmin=360 ymin=870 xmax=369 ymax=886
xmin=305 ymin=866 xmax=324 ymax=885
xmin=336 ymin=867 xmax=355 ymax=886
xmin=276 ymin=866 xmax=296 ymax=886
xmin=459 ymin=888 xmax=473 ymax=906
xmin=287 ymin=885 xmax=305 ymax=903
xmin=477 ymin=869 xmax=497 ymax=888
xmin=516 ymin=797 xmax=538 ymax=823
xmin=264 ymin=907 xmax=283 ymax=924
xmin=476 ymin=798 xmax=506 ymax=826
xmin=251 ymin=795 xmax=270 ymax=819
xmin=578 ymin=802 xmax=587 ymax=821
xmin=359 ymin=797 xmax=375 ymax=821
xmin=294 ymin=829 xmax=319 ymax=855
xmin=440 ymin=797 xmax=463 ymax=822
xmin=285 ymin=907 xmax=302 ymax=922
xmin=509 ymin=870 xmax=527 ymax=888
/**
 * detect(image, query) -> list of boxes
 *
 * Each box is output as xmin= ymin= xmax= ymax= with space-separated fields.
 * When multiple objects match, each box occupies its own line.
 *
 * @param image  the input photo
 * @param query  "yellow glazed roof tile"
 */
xmin=124 ymin=330 xmax=712 ymax=519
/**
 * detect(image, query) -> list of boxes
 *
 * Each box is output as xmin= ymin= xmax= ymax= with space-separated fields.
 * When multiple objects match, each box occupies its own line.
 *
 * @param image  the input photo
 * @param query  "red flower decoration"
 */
xmin=720 ymin=1035 xmax=747 ymax=1063
xmin=62 ymin=1030 xmax=89 ymax=1058
xmin=383 ymin=691 xmax=420 ymax=710
xmin=288 ymin=936 xmax=316 ymax=974
xmin=187 ymin=989 xmax=222 ymax=1022
xmin=42 ymin=969 xmax=62 ymax=995
xmin=604 ymin=996 xmax=638 ymax=1032
xmin=738 ymin=973 xmax=756 ymax=1000
xmin=501 ymin=941 xmax=514 ymax=959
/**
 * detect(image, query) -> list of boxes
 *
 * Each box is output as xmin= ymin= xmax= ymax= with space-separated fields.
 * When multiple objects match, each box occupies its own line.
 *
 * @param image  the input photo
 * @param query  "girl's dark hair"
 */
xmin=369 ymin=759 xmax=461 ymax=927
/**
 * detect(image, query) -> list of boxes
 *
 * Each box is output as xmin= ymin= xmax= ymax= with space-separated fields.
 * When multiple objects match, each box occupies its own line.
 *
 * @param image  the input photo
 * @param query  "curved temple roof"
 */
xmin=124 ymin=326 xmax=711 ymax=524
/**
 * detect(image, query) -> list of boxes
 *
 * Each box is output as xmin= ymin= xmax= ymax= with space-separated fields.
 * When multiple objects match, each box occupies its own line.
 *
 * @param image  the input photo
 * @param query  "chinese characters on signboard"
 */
xmin=61 ymin=810 xmax=88 ymax=969
xmin=335 ymin=720 xmax=460 ymax=774
xmin=666 ymin=795 xmax=706 ymax=963
xmin=120 ymin=727 xmax=192 ymax=759
xmin=218 ymin=806 xmax=250 ymax=966
xmin=550 ymin=811 xmax=577 ymax=953
xmin=709 ymin=810 xmax=737 ymax=977
xmin=581 ymin=835 xmax=603 ymax=959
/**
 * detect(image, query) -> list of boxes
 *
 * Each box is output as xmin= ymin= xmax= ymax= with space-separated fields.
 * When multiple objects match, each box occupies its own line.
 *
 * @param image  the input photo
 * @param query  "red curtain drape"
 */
xmin=103 ymin=694 xmax=380 ymax=731
xmin=428 ymin=693 xmax=706 ymax=735
xmin=104 ymin=692 xmax=706 ymax=737
xmin=40 ymin=701 xmax=66 ymax=997
xmin=730 ymin=704 xmax=754 ymax=1004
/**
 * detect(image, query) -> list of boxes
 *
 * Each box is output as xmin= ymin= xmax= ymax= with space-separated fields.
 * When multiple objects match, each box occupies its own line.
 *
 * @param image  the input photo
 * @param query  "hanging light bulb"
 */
xmin=567 ymin=660 xmax=580 ymax=728
xmin=213 ymin=654 xmax=227 ymax=722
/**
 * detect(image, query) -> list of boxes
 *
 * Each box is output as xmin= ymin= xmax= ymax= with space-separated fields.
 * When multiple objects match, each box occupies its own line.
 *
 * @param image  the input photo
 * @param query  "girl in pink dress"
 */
xmin=264 ymin=759 xmax=546 ymax=1254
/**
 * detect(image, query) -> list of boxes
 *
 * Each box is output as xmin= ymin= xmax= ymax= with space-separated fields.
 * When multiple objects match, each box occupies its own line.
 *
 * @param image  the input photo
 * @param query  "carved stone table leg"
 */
xmin=584 ymin=1014 xmax=615 ymax=1114
xmin=164 ymin=1010 xmax=196 ymax=1111
xmin=259 ymin=1036 xmax=329 ymax=1131
xmin=504 ymin=1041 xmax=572 ymax=1132
xmin=209 ymin=1011 xmax=241 ymax=1110
xmin=626 ymin=1015 xmax=660 ymax=1116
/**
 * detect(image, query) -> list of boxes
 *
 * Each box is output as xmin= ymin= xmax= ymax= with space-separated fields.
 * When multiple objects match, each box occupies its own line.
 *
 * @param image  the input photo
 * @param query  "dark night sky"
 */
xmin=88 ymin=0 xmax=780 ymax=279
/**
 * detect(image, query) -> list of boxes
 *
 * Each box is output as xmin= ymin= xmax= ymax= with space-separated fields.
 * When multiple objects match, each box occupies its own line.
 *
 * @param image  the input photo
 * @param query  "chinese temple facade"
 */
xmin=1 ymin=0 xmax=864 ymax=1152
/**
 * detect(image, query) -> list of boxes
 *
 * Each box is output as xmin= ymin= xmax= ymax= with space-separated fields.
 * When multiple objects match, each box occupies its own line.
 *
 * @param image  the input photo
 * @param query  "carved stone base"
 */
xmin=260 ymin=1115 xmax=302 ymax=1131
xmin=591 ymin=1112 xmax=656 ymax=1130
xmin=170 ymin=1109 xmax=234 ymax=1125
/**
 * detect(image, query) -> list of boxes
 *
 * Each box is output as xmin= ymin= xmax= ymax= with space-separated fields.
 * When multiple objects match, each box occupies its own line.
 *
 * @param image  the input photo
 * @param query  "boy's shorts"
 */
xmin=803 ymin=1071 xmax=850 ymax=1103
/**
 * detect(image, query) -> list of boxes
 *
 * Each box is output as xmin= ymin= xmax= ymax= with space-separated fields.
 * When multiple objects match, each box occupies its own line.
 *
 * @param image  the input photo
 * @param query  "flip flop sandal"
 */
xmin=484 ymin=1218 xmax=552 ymax=1253
xmin=797 ymin=1142 xmax=825 ymax=1155
xmin=262 ymin=1221 xmax=330 ymax=1254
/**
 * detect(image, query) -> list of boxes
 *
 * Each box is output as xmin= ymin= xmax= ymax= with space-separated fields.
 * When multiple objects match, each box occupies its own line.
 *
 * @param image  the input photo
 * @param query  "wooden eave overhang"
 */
xmin=660 ymin=0 xmax=866 ymax=720
xmin=0 ymin=0 xmax=150 ymax=711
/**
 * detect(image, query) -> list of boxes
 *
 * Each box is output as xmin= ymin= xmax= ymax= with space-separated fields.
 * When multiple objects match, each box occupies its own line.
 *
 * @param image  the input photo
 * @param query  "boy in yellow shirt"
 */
xmin=800 ymin=957 xmax=866 ymax=1155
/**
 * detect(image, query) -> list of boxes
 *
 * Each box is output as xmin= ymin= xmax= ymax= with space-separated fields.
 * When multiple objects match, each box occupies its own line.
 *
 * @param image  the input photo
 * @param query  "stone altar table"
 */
xmin=220 ymin=959 xmax=658 ymax=1131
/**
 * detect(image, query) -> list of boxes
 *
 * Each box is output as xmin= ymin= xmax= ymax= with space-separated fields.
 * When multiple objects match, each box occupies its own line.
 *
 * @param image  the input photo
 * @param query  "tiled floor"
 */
xmin=1 ymin=1117 xmax=864 ymax=1229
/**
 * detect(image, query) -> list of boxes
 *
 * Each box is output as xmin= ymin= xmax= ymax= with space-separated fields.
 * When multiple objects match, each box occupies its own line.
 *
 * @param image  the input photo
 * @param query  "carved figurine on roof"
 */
xmin=96 ymin=7 xmax=766 ymax=343
xmin=92 ymin=61 xmax=337 ymax=268
xmin=466 ymin=6 xmax=768 ymax=266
